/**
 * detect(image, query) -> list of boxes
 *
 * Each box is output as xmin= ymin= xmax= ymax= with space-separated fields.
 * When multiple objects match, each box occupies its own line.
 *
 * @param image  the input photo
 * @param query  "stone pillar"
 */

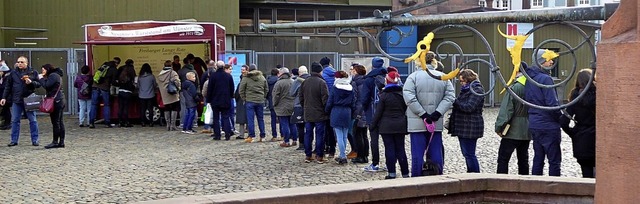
xmin=595 ymin=0 xmax=640 ymax=203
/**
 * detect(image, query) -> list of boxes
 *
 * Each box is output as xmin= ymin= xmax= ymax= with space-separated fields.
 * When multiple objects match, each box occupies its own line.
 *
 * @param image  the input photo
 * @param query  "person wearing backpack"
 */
xmin=403 ymin=52 xmax=456 ymax=176
xmin=74 ymin=65 xmax=92 ymax=127
xmin=115 ymin=59 xmax=136 ymax=128
xmin=90 ymin=61 xmax=118 ymax=128
xmin=360 ymin=57 xmax=388 ymax=172
xmin=157 ymin=60 xmax=181 ymax=131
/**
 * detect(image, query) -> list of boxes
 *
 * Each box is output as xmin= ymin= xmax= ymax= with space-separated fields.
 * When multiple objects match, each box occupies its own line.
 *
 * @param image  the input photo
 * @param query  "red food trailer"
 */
xmin=80 ymin=21 xmax=225 ymax=123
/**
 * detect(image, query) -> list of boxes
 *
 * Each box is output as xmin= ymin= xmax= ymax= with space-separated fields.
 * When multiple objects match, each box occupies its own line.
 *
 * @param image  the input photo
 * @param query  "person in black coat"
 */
xmin=0 ymin=60 xmax=12 ymax=130
xmin=207 ymin=62 xmax=235 ymax=140
xmin=372 ymin=72 xmax=409 ymax=179
xmin=115 ymin=59 xmax=136 ymax=127
xmin=560 ymin=69 xmax=596 ymax=178
xmin=39 ymin=64 xmax=66 ymax=149
xmin=450 ymin=69 xmax=485 ymax=173
xmin=1 ymin=56 xmax=41 ymax=147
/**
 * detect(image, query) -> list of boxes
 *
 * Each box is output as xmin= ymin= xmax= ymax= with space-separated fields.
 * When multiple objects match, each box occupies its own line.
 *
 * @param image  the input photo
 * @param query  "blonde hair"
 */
xmin=186 ymin=72 xmax=196 ymax=79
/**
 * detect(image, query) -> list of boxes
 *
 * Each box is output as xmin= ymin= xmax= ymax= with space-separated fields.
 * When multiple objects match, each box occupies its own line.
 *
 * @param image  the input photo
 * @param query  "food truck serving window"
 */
xmin=92 ymin=44 xmax=209 ymax=73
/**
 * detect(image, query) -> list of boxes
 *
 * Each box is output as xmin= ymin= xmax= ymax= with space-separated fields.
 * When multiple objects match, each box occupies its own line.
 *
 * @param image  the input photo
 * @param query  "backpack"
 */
xmin=371 ymin=74 xmax=386 ymax=113
xmin=93 ymin=64 xmax=108 ymax=84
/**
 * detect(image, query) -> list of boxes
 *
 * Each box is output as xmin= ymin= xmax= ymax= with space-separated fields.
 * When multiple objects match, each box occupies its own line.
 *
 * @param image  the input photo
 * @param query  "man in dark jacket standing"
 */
xmin=267 ymin=67 xmax=280 ymax=141
xmin=207 ymin=61 xmax=235 ymax=140
xmin=525 ymin=49 xmax=562 ymax=176
xmin=90 ymin=61 xmax=117 ymax=128
xmin=300 ymin=62 xmax=329 ymax=163
xmin=360 ymin=57 xmax=388 ymax=171
xmin=291 ymin=66 xmax=310 ymax=150
xmin=0 ymin=60 xmax=12 ymax=130
xmin=0 ymin=56 xmax=41 ymax=146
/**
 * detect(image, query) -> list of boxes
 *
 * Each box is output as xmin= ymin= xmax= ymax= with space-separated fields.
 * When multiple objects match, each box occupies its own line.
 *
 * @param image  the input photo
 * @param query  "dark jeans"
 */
xmin=212 ymin=107 xmax=232 ymax=139
xmin=183 ymin=107 xmax=196 ymax=131
xmin=118 ymin=91 xmax=132 ymax=124
xmin=304 ymin=121 xmax=325 ymax=157
xmin=270 ymin=108 xmax=278 ymax=137
xmin=353 ymin=126 xmax=369 ymax=159
xmin=140 ymin=97 xmax=155 ymax=124
xmin=410 ymin=132 xmax=444 ymax=177
xmin=245 ymin=102 xmax=265 ymax=138
xmin=382 ymin=134 xmax=409 ymax=176
xmin=10 ymin=102 xmax=38 ymax=144
xmin=325 ymin=121 xmax=336 ymax=156
xmin=296 ymin=123 xmax=305 ymax=145
xmin=497 ymin=138 xmax=530 ymax=175
xmin=0 ymin=102 xmax=11 ymax=126
xmin=279 ymin=116 xmax=297 ymax=143
xmin=577 ymin=158 xmax=595 ymax=178
xmin=49 ymin=100 xmax=66 ymax=144
xmin=90 ymin=89 xmax=111 ymax=124
xmin=369 ymin=126 xmax=380 ymax=166
xmin=458 ymin=137 xmax=480 ymax=173
xmin=531 ymin=128 xmax=562 ymax=176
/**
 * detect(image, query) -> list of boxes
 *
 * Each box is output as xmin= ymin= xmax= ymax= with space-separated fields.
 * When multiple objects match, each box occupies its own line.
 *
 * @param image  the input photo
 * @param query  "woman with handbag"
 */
xmin=157 ymin=60 xmax=181 ymax=131
xmin=39 ymin=64 xmax=66 ymax=149
xmin=449 ymin=69 xmax=485 ymax=173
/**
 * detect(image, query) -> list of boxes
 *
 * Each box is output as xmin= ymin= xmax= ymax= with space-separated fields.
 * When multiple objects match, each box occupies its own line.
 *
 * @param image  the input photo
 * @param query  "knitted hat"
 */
xmin=279 ymin=67 xmax=290 ymax=75
xmin=387 ymin=66 xmax=398 ymax=73
xmin=535 ymin=49 xmax=547 ymax=65
xmin=386 ymin=72 xmax=401 ymax=84
xmin=311 ymin=62 xmax=323 ymax=73
xmin=372 ymin=57 xmax=384 ymax=68
xmin=319 ymin=57 xmax=331 ymax=66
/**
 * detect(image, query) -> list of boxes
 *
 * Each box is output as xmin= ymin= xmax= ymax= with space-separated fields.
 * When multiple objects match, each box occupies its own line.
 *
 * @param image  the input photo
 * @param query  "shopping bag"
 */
xmin=23 ymin=94 xmax=44 ymax=111
xmin=203 ymin=103 xmax=213 ymax=125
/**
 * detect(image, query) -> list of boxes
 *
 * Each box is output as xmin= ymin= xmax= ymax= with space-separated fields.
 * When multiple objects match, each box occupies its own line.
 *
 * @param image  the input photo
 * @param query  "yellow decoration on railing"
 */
xmin=405 ymin=32 xmax=435 ymax=70
xmin=498 ymin=25 xmax=530 ymax=94
xmin=441 ymin=67 xmax=460 ymax=81
xmin=542 ymin=49 xmax=559 ymax=62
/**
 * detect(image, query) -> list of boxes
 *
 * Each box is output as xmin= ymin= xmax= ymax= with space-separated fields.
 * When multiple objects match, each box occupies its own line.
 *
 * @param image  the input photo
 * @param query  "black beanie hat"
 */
xmin=311 ymin=62 xmax=323 ymax=73
xmin=319 ymin=57 xmax=331 ymax=66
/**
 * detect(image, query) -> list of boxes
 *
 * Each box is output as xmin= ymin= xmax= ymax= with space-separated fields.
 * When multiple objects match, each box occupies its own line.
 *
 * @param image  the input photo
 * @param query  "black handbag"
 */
xmin=24 ymin=94 xmax=44 ymax=111
xmin=166 ymin=72 xmax=178 ymax=95
xmin=290 ymin=106 xmax=304 ymax=124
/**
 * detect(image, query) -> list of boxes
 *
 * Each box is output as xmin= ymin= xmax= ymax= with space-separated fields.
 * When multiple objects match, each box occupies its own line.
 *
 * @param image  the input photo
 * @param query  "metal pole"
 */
xmin=260 ymin=4 xmax=618 ymax=31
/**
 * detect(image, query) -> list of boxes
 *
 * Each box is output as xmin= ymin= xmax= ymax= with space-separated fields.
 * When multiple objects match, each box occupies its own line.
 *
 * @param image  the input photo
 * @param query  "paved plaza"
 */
xmin=0 ymin=108 xmax=585 ymax=203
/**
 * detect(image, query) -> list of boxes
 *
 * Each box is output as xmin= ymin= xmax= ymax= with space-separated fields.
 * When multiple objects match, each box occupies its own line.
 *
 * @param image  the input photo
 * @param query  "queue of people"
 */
xmin=0 ymin=51 xmax=597 ymax=179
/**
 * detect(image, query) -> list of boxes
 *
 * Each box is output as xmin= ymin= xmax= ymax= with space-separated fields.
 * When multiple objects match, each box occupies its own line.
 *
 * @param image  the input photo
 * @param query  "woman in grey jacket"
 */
xmin=403 ymin=53 xmax=456 ymax=176
xmin=138 ymin=63 xmax=158 ymax=127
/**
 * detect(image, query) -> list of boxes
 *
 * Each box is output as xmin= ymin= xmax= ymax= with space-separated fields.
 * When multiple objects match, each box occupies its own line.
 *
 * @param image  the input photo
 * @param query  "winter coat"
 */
xmin=524 ymin=64 xmax=561 ymax=130
xmin=157 ymin=68 xmax=181 ymax=105
xmin=290 ymin=73 xmax=309 ymax=107
xmin=94 ymin=66 xmax=117 ymax=91
xmin=2 ymin=66 xmax=41 ymax=104
xmin=371 ymin=85 xmax=408 ymax=135
xmin=300 ymin=73 xmax=329 ymax=122
xmin=74 ymin=74 xmax=93 ymax=100
xmin=137 ymin=73 xmax=157 ymax=99
xmin=234 ymin=76 xmax=247 ymax=124
xmin=115 ymin=65 xmax=136 ymax=92
xmin=39 ymin=68 xmax=64 ymax=102
xmin=239 ymin=70 xmax=268 ymax=104
xmin=207 ymin=68 xmax=234 ymax=109
xmin=321 ymin=65 xmax=336 ymax=89
xmin=495 ymin=77 xmax=530 ymax=141
xmin=352 ymin=74 xmax=366 ymax=116
xmin=450 ymin=81 xmax=485 ymax=139
xmin=325 ymin=78 xmax=355 ymax=128
xmin=267 ymin=75 xmax=278 ymax=109
xmin=403 ymin=64 xmax=456 ymax=132
xmin=178 ymin=64 xmax=197 ymax=88
xmin=361 ymin=66 xmax=388 ymax=124
xmin=273 ymin=73 xmax=294 ymax=116
xmin=560 ymin=87 xmax=596 ymax=160
xmin=200 ymin=68 xmax=214 ymax=88
xmin=181 ymin=80 xmax=197 ymax=109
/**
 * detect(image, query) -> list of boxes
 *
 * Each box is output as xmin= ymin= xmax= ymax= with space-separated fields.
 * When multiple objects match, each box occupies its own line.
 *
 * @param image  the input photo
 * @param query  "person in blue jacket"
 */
xmin=325 ymin=71 xmax=356 ymax=164
xmin=524 ymin=49 xmax=562 ymax=176
xmin=320 ymin=57 xmax=337 ymax=158
xmin=360 ymin=57 xmax=388 ymax=172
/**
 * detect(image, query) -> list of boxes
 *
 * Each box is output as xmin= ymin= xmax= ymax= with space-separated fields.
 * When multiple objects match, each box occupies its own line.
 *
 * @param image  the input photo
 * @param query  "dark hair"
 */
xmin=353 ymin=64 xmax=366 ymax=75
xmin=459 ymin=69 xmax=478 ymax=82
xmin=164 ymin=60 xmax=172 ymax=67
xmin=270 ymin=68 xmax=279 ymax=76
xmin=113 ymin=57 xmax=121 ymax=64
xmin=42 ymin=64 xmax=55 ymax=76
xmin=186 ymin=54 xmax=195 ymax=60
xmin=183 ymin=58 xmax=189 ymax=64
xmin=224 ymin=64 xmax=232 ymax=70
xmin=139 ymin=63 xmax=152 ymax=76
xmin=334 ymin=70 xmax=348 ymax=78
xmin=173 ymin=55 xmax=180 ymax=60
xmin=81 ymin=65 xmax=90 ymax=74
xmin=125 ymin=59 xmax=134 ymax=65
xmin=193 ymin=57 xmax=206 ymax=67
xmin=570 ymin=69 xmax=593 ymax=101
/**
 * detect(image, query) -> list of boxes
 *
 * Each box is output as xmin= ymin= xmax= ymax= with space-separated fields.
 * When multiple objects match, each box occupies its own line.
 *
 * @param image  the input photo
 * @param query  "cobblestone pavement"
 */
xmin=0 ymin=108 xmax=584 ymax=203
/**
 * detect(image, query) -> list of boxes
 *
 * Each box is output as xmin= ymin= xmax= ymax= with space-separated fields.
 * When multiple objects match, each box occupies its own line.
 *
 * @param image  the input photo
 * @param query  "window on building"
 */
xmin=296 ymin=10 xmax=314 ymax=33
xmin=239 ymin=8 xmax=255 ymax=33
xmin=578 ymin=0 xmax=590 ymax=6
xmin=478 ymin=0 xmax=487 ymax=7
xmin=555 ymin=0 xmax=566 ymax=7
xmin=259 ymin=8 xmax=273 ymax=33
xmin=317 ymin=10 xmax=336 ymax=33
xmin=276 ymin=9 xmax=296 ymax=33
xmin=531 ymin=0 xmax=543 ymax=7
xmin=493 ymin=0 xmax=509 ymax=10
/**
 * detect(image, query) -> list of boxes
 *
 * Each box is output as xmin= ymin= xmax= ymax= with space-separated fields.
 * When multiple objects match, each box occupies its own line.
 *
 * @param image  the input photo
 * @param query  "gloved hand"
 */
xmin=420 ymin=113 xmax=430 ymax=120
xmin=428 ymin=111 xmax=442 ymax=122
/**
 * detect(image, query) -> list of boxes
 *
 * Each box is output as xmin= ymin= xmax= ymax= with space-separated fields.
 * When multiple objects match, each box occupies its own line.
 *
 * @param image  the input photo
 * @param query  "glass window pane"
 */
xmin=317 ymin=10 xmax=336 ymax=33
xmin=360 ymin=10 xmax=374 ymax=18
xmin=259 ymin=8 xmax=273 ymax=33
xmin=240 ymin=8 xmax=255 ymax=33
xmin=276 ymin=9 xmax=295 ymax=33
xmin=340 ymin=10 xmax=358 ymax=20
xmin=296 ymin=10 xmax=314 ymax=33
